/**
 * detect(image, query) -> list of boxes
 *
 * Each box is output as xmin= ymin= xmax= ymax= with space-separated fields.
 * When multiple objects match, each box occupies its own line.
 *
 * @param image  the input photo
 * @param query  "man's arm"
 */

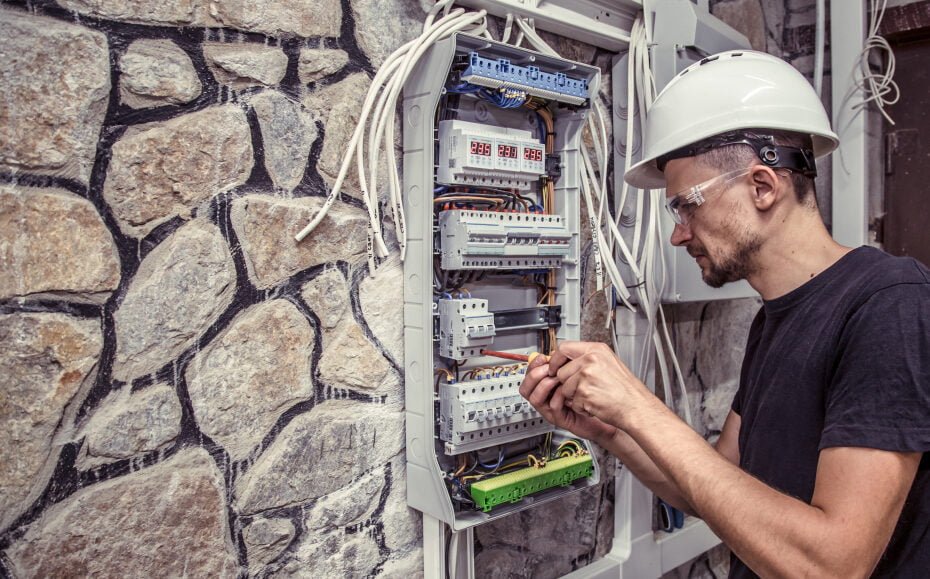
xmin=551 ymin=341 xmax=920 ymax=578
xmin=520 ymin=351 xmax=743 ymax=515
xmin=593 ymin=410 xmax=740 ymax=515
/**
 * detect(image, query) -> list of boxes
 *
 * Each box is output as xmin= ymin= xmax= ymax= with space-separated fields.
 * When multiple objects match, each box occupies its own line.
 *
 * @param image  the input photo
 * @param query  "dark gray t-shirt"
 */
xmin=730 ymin=246 xmax=930 ymax=578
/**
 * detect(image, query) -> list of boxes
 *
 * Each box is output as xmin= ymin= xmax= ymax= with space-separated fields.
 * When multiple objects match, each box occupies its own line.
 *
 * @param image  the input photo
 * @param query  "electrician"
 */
xmin=520 ymin=50 xmax=930 ymax=578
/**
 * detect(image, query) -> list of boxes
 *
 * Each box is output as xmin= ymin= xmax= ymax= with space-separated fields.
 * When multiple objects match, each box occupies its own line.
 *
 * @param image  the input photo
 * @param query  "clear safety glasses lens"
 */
xmin=664 ymin=167 xmax=753 ymax=225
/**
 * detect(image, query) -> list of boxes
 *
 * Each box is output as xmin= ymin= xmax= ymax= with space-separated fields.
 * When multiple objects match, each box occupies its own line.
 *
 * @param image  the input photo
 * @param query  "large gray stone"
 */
xmin=667 ymin=298 xmax=759 ymax=438
xmin=231 ymin=194 xmax=368 ymax=290
xmin=358 ymin=256 xmax=404 ymax=364
xmin=0 ymin=186 xmax=120 ymax=303
xmin=187 ymin=299 xmax=314 ymax=460
xmin=304 ymin=466 xmax=385 ymax=530
xmin=119 ymin=39 xmax=201 ymax=108
xmin=0 ymin=313 xmax=102 ymax=531
xmin=351 ymin=0 xmax=424 ymax=67
xmin=712 ymin=0 xmax=766 ymax=52
xmin=300 ymin=267 xmax=349 ymax=330
xmin=0 ymin=9 xmax=109 ymax=185
xmin=272 ymin=531 xmax=380 ymax=578
xmin=318 ymin=321 xmax=395 ymax=394
xmin=104 ymin=105 xmax=253 ymax=237
xmin=210 ymin=0 xmax=342 ymax=37
xmin=475 ymin=484 xmax=600 ymax=578
xmin=203 ymin=43 xmax=288 ymax=89
xmin=381 ymin=457 xmax=420 ymax=551
xmin=248 ymin=91 xmax=318 ymax=192
xmin=78 ymin=383 xmax=182 ymax=469
xmin=244 ymin=517 xmax=295 ymax=571
xmin=298 ymin=48 xmax=349 ymax=84
xmin=235 ymin=400 xmax=404 ymax=515
xmin=380 ymin=550 xmax=425 ymax=579
xmin=57 ymin=0 xmax=201 ymax=25
xmin=6 ymin=449 xmax=238 ymax=578
xmin=112 ymin=220 xmax=236 ymax=382
xmin=303 ymin=73 xmax=375 ymax=197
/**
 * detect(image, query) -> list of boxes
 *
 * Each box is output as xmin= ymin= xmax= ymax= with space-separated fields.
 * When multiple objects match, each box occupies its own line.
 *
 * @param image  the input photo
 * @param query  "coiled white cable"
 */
xmin=851 ymin=0 xmax=900 ymax=125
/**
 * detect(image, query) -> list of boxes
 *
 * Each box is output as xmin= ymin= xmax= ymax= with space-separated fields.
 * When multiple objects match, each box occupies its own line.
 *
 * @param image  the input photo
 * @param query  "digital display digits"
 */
xmin=523 ymin=147 xmax=543 ymax=162
xmin=497 ymin=144 xmax=518 ymax=159
xmin=469 ymin=140 xmax=492 ymax=156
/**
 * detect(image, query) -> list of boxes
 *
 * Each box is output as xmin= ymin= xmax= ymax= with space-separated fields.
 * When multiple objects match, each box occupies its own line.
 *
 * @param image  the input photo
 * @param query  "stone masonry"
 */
xmin=0 ymin=0 xmax=810 ymax=577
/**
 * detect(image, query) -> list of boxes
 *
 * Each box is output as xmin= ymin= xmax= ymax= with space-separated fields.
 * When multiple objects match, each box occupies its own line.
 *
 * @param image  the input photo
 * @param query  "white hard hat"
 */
xmin=624 ymin=50 xmax=839 ymax=189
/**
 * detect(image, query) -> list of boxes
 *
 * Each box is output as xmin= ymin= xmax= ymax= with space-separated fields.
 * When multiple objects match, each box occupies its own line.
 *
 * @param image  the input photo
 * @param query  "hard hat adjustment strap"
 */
xmin=656 ymin=131 xmax=817 ymax=178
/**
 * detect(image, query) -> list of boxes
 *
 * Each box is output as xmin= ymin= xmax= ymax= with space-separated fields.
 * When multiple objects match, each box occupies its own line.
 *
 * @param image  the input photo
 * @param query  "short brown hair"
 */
xmin=694 ymin=130 xmax=817 ymax=206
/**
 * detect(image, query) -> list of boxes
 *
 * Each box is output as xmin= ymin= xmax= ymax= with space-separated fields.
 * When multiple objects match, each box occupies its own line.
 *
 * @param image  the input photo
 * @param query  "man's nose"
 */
xmin=669 ymin=222 xmax=692 ymax=247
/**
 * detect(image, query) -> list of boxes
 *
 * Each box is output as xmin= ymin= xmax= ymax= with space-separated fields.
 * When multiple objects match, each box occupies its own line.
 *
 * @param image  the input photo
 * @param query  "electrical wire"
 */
xmin=294 ymin=1 xmax=490 ymax=274
xmin=851 ymin=0 xmax=899 ymax=125
xmin=511 ymin=14 xmax=693 ymax=427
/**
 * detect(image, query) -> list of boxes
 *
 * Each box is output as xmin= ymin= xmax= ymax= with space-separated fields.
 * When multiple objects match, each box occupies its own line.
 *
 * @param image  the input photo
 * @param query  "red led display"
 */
xmin=498 ymin=144 xmax=518 ymax=159
xmin=524 ymin=147 xmax=543 ymax=162
xmin=469 ymin=140 xmax=492 ymax=156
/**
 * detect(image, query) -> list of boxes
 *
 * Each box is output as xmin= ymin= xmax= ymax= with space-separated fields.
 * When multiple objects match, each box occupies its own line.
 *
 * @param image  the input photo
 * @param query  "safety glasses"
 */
xmin=664 ymin=167 xmax=752 ymax=226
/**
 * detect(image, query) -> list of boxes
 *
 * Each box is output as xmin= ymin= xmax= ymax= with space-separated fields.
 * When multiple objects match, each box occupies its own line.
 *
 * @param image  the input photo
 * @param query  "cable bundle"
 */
xmin=852 ymin=0 xmax=899 ymax=124
xmin=508 ymin=16 xmax=692 ymax=427
xmin=293 ymin=0 xmax=489 ymax=273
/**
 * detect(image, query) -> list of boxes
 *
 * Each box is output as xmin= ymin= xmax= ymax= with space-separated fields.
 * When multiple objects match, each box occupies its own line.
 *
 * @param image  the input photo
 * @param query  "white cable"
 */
xmin=851 ymin=0 xmax=899 ymax=125
xmin=295 ymin=3 xmax=487 ymax=260
xmin=365 ymin=9 xmax=488 ymax=258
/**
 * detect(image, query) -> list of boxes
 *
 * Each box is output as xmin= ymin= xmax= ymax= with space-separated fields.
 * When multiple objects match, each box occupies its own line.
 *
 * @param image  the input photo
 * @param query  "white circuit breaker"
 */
xmin=438 ymin=298 xmax=496 ymax=361
xmin=439 ymin=367 xmax=554 ymax=455
xmin=439 ymin=209 xmax=572 ymax=270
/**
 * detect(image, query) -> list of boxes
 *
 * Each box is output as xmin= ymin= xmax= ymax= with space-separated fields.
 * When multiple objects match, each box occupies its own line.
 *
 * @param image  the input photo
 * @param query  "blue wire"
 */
xmin=478 ymin=448 xmax=505 ymax=470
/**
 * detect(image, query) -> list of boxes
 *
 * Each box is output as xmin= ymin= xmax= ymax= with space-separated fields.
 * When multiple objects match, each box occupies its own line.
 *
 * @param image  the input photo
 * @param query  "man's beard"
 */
xmin=693 ymin=230 xmax=762 ymax=288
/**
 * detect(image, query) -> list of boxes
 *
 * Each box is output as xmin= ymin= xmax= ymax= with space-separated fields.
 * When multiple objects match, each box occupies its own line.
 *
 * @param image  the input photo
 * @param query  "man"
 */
xmin=520 ymin=51 xmax=930 ymax=578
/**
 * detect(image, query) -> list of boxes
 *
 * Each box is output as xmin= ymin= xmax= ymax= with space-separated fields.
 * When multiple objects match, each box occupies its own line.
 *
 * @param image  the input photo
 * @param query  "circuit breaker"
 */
xmin=403 ymin=33 xmax=601 ymax=531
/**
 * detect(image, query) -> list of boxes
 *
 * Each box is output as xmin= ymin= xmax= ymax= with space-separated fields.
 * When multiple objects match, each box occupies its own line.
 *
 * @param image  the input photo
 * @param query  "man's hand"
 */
xmin=519 ymin=352 xmax=617 ymax=444
xmin=546 ymin=341 xmax=655 ymax=430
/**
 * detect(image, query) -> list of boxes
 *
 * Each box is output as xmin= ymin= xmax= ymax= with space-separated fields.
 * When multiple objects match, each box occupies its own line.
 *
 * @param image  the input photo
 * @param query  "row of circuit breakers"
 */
xmin=403 ymin=33 xmax=601 ymax=529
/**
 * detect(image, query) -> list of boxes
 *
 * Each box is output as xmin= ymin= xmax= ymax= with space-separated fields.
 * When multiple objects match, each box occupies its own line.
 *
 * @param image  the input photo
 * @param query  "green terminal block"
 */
xmin=469 ymin=454 xmax=594 ymax=512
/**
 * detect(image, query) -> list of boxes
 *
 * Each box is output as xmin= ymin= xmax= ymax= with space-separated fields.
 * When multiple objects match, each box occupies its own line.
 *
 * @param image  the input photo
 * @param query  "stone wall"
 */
xmin=0 ymin=0 xmax=420 ymax=576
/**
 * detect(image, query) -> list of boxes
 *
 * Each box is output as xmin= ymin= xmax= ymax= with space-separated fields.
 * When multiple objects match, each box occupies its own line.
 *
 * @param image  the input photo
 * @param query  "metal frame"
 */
xmin=454 ymin=0 xmax=642 ymax=51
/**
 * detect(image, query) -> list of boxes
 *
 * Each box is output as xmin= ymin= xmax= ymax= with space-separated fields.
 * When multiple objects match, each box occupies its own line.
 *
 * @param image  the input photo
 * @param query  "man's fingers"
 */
xmin=519 ymin=363 xmax=550 ymax=398
xmin=549 ymin=384 xmax=566 ymax=412
xmin=527 ymin=376 xmax=560 ymax=409
xmin=547 ymin=341 xmax=599 ymax=376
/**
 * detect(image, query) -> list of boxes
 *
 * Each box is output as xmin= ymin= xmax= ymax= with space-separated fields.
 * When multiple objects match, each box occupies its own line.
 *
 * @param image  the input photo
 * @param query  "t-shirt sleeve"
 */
xmin=820 ymin=282 xmax=930 ymax=451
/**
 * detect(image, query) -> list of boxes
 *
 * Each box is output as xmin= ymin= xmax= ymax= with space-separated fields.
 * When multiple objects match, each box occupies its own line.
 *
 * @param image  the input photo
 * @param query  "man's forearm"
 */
xmin=595 ymin=428 xmax=696 ymax=514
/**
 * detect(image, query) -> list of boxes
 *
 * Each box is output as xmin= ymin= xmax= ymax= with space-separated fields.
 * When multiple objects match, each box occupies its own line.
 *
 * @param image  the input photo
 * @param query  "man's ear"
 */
xmin=750 ymin=166 xmax=779 ymax=212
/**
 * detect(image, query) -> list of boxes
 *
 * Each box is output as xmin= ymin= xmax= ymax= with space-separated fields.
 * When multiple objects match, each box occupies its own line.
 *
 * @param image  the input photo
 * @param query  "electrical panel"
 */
xmin=403 ymin=33 xmax=601 ymax=531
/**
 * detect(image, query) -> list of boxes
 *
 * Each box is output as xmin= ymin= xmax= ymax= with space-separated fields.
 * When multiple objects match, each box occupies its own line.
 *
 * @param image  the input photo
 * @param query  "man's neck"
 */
xmin=746 ymin=209 xmax=853 ymax=301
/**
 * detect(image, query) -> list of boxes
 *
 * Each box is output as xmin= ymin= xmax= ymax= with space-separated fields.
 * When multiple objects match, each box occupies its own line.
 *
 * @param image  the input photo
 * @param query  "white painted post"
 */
xmin=831 ymin=0 xmax=869 ymax=247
